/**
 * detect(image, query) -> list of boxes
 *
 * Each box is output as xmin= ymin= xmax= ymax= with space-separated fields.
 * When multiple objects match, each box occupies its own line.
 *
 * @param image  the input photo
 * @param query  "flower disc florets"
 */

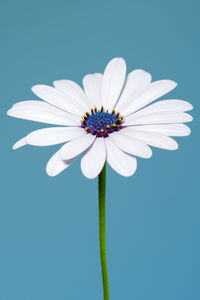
xmin=81 ymin=106 xmax=124 ymax=137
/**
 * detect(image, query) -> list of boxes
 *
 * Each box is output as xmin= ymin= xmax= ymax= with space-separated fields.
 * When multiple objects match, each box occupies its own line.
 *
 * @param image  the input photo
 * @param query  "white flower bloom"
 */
xmin=7 ymin=57 xmax=193 ymax=179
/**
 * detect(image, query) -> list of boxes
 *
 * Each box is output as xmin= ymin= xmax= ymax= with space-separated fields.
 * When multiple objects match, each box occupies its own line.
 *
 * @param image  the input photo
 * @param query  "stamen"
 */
xmin=81 ymin=106 xmax=124 ymax=138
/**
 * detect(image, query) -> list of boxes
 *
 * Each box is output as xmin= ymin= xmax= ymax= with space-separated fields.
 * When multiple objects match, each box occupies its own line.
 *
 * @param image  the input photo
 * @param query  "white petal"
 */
xmin=11 ymin=101 xmax=79 ymax=121
xmin=25 ymin=127 xmax=85 ymax=146
xmin=128 ymin=124 xmax=191 ymax=136
xmin=101 ymin=57 xmax=126 ymax=111
xmin=46 ymin=150 xmax=76 ymax=177
xmin=105 ymin=138 xmax=137 ymax=177
xmin=60 ymin=134 xmax=96 ymax=160
xmin=128 ymin=99 xmax=193 ymax=119
xmin=53 ymin=79 xmax=90 ymax=111
xmin=32 ymin=85 xmax=84 ymax=115
xmin=125 ymin=111 xmax=193 ymax=126
xmin=81 ymin=138 xmax=106 ymax=179
xmin=122 ymin=128 xmax=178 ymax=150
xmin=109 ymin=132 xmax=152 ymax=159
xmin=115 ymin=69 xmax=152 ymax=112
xmin=7 ymin=101 xmax=80 ymax=126
xmin=83 ymin=73 xmax=103 ymax=108
xmin=12 ymin=137 xmax=26 ymax=150
xmin=122 ymin=80 xmax=177 ymax=116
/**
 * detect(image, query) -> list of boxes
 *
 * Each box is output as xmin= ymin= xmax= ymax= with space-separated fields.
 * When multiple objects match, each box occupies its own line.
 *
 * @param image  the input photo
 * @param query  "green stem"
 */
xmin=98 ymin=163 xmax=110 ymax=300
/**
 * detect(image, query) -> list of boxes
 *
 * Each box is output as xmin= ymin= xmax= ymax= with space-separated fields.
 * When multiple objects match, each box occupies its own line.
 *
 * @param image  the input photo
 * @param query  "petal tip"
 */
xmin=7 ymin=109 xmax=13 ymax=116
xmin=82 ymin=172 xmax=97 ymax=180
xmin=46 ymin=162 xmax=58 ymax=177
xmin=186 ymin=127 xmax=191 ymax=136
xmin=12 ymin=138 xmax=26 ymax=150
xmin=31 ymin=84 xmax=45 ymax=94
xmin=188 ymin=103 xmax=193 ymax=111
xmin=185 ymin=114 xmax=193 ymax=122
xmin=46 ymin=169 xmax=56 ymax=177
xmin=106 ymin=57 xmax=126 ymax=68
xmin=31 ymin=84 xmax=39 ymax=91
xmin=172 ymin=142 xmax=179 ymax=151
xmin=146 ymin=147 xmax=153 ymax=159
xmin=123 ymin=165 xmax=138 ymax=177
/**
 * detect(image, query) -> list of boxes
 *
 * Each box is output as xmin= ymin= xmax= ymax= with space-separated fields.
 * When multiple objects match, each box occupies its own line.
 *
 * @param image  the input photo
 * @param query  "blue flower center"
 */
xmin=81 ymin=106 xmax=124 ymax=137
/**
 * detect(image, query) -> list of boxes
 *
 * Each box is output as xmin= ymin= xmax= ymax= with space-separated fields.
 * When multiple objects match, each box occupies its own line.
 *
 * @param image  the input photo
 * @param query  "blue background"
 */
xmin=0 ymin=0 xmax=199 ymax=299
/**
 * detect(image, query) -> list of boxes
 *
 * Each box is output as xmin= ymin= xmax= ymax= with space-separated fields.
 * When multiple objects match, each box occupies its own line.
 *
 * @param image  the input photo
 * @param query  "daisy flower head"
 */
xmin=7 ymin=57 xmax=193 ymax=179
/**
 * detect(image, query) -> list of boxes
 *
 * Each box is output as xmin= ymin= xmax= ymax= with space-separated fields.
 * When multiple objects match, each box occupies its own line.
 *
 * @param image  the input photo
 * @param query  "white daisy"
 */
xmin=7 ymin=57 xmax=193 ymax=179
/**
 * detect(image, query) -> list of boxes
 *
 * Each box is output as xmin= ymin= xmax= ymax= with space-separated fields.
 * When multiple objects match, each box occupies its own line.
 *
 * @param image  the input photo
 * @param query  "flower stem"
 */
xmin=98 ymin=163 xmax=110 ymax=300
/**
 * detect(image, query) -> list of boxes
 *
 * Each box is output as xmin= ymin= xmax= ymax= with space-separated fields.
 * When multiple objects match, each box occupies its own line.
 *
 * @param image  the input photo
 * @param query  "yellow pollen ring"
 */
xmin=101 ymin=129 xmax=104 ymax=132
xmin=121 ymin=116 xmax=124 ymax=119
xmin=85 ymin=127 xmax=88 ymax=131
xmin=82 ymin=119 xmax=85 ymax=122
xmin=113 ymin=123 xmax=116 ymax=127
xmin=106 ymin=125 xmax=110 ymax=129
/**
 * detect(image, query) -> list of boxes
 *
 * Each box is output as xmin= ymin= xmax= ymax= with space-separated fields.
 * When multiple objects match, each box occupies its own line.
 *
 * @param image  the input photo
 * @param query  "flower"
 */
xmin=7 ymin=57 xmax=193 ymax=179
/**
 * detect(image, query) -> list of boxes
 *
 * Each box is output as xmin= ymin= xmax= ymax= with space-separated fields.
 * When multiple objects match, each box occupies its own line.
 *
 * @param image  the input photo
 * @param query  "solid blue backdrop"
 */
xmin=0 ymin=0 xmax=199 ymax=299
